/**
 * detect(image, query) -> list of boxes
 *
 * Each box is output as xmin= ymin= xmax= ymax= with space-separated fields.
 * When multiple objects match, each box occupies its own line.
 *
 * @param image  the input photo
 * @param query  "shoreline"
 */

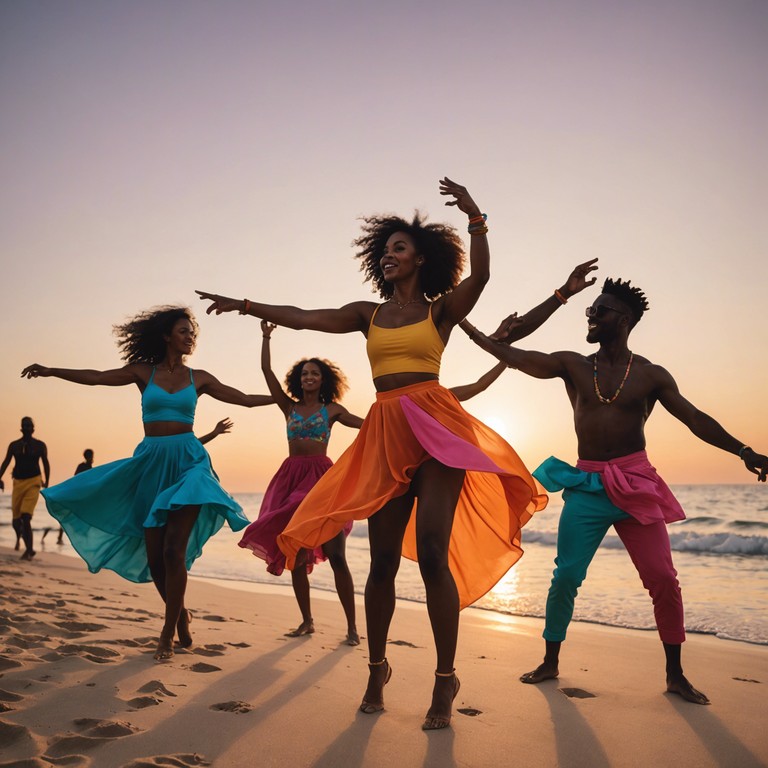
xmin=2 ymin=547 xmax=767 ymax=767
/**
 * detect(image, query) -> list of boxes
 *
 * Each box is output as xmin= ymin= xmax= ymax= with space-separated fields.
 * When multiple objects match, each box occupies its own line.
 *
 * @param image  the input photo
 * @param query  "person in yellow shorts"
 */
xmin=0 ymin=416 xmax=50 ymax=560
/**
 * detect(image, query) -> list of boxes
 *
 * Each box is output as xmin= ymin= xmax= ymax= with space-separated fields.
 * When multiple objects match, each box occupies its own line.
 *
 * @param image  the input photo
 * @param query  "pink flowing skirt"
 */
xmin=238 ymin=455 xmax=352 ymax=575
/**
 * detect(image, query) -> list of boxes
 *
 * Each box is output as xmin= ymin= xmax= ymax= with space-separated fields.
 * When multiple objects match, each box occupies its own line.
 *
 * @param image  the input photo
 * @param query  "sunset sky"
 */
xmin=2 ymin=1 xmax=766 ymax=492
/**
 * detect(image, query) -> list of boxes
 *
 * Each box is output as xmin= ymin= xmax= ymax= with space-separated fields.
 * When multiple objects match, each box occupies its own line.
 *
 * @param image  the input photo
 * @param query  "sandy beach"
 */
xmin=1 ymin=547 xmax=767 ymax=768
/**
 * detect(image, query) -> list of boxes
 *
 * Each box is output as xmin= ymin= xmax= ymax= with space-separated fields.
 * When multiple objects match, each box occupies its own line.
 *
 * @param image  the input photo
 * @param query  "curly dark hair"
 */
xmin=602 ymin=278 xmax=649 ymax=328
xmin=113 ymin=306 xmax=198 ymax=364
xmin=284 ymin=358 xmax=348 ymax=404
xmin=354 ymin=212 xmax=465 ymax=300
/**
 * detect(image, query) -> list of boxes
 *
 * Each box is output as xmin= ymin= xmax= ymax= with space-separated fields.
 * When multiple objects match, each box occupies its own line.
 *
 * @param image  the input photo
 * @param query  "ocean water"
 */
xmin=2 ymin=484 xmax=766 ymax=645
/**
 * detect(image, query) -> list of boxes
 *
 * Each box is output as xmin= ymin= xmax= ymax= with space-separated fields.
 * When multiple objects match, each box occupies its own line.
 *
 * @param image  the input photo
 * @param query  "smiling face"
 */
xmin=300 ymin=361 xmax=323 ymax=394
xmin=586 ymin=294 xmax=630 ymax=344
xmin=164 ymin=317 xmax=197 ymax=357
xmin=380 ymin=231 xmax=422 ymax=284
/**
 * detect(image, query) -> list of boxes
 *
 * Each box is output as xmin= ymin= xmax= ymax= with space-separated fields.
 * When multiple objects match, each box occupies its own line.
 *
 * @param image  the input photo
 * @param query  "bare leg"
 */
xmin=360 ymin=493 xmax=412 ymax=712
xmin=664 ymin=643 xmax=710 ymax=704
xmin=412 ymin=460 xmax=464 ymax=730
xmin=520 ymin=640 xmax=561 ymax=683
xmin=145 ymin=505 xmax=199 ymax=660
xmin=19 ymin=514 xmax=35 ymax=560
xmin=12 ymin=518 xmax=22 ymax=550
xmin=322 ymin=531 xmax=359 ymax=645
xmin=286 ymin=549 xmax=315 ymax=637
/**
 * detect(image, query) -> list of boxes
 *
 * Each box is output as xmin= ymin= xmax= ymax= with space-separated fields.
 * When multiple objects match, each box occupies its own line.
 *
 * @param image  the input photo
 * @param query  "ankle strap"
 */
xmin=369 ymin=658 xmax=388 ymax=666
xmin=435 ymin=668 xmax=455 ymax=677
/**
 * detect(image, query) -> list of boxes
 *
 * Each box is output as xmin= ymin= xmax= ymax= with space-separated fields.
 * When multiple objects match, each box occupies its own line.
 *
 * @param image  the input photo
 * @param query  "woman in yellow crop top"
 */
xmin=22 ymin=306 xmax=274 ymax=662
xmin=197 ymin=178 xmax=598 ymax=729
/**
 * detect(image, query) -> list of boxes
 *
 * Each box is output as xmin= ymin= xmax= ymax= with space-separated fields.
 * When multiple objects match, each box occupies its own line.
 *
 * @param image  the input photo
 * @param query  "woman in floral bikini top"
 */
xmin=238 ymin=321 xmax=363 ymax=644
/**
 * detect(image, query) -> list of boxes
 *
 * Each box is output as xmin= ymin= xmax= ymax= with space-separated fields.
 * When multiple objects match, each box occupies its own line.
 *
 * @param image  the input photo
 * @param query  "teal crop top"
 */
xmin=286 ymin=405 xmax=330 ymax=444
xmin=141 ymin=368 xmax=198 ymax=425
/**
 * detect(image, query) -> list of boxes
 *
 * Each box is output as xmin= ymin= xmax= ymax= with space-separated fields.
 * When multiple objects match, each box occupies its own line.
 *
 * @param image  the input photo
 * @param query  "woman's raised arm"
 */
xmin=21 ymin=364 xmax=143 ymax=387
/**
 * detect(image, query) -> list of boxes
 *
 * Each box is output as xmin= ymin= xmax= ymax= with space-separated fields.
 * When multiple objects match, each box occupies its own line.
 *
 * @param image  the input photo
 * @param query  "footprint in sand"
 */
xmin=0 ymin=688 xmax=24 ymax=703
xmin=560 ymin=687 xmax=596 ymax=699
xmin=0 ymin=719 xmax=36 ymax=748
xmin=137 ymin=680 xmax=178 ymax=697
xmin=192 ymin=645 xmax=226 ymax=657
xmin=458 ymin=707 xmax=482 ymax=717
xmin=388 ymin=639 xmax=419 ymax=648
xmin=201 ymin=615 xmax=226 ymax=622
xmin=0 ymin=656 xmax=23 ymax=671
xmin=209 ymin=700 xmax=252 ymax=714
xmin=45 ymin=718 xmax=142 ymax=757
xmin=54 ymin=620 xmax=108 ymax=632
xmin=54 ymin=644 xmax=122 ymax=664
xmin=121 ymin=753 xmax=211 ymax=767
xmin=227 ymin=642 xmax=251 ymax=648
xmin=126 ymin=696 xmax=162 ymax=709
xmin=187 ymin=662 xmax=221 ymax=673
xmin=732 ymin=677 xmax=761 ymax=684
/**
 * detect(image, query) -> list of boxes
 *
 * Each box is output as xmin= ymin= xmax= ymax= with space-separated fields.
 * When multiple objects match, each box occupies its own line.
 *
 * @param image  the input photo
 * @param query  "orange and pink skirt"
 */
xmin=278 ymin=381 xmax=547 ymax=608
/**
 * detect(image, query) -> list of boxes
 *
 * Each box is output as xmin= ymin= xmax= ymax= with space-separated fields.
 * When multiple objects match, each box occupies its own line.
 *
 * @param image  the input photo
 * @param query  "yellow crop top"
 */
xmin=366 ymin=303 xmax=445 ymax=379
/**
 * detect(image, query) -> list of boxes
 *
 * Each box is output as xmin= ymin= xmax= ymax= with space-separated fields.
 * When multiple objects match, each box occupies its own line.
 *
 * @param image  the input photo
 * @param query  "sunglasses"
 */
xmin=585 ymin=304 xmax=625 ymax=319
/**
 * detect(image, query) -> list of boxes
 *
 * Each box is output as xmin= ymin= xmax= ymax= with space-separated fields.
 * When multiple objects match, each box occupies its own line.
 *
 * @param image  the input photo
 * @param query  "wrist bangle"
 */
xmin=554 ymin=289 xmax=568 ymax=305
xmin=240 ymin=299 xmax=251 ymax=315
xmin=738 ymin=445 xmax=751 ymax=459
xmin=468 ymin=213 xmax=487 ymax=224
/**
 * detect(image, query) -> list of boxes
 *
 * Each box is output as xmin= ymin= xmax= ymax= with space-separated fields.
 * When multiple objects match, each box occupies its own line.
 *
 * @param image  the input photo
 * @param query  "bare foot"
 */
xmin=422 ymin=673 xmax=461 ymax=730
xmin=667 ymin=674 xmax=710 ymax=704
xmin=154 ymin=636 xmax=174 ymax=661
xmin=360 ymin=660 xmax=392 ymax=714
xmin=346 ymin=628 xmax=360 ymax=646
xmin=285 ymin=619 xmax=315 ymax=638
xmin=520 ymin=661 xmax=559 ymax=684
xmin=14 ymin=540 xmax=20 ymax=551
xmin=176 ymin=609 xmax=193 ymax=648
xmin=20 ymin=550 xmax=36 ymax=561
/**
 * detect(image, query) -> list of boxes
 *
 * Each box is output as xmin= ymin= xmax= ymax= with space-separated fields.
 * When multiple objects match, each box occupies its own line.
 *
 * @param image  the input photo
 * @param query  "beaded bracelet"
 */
xmin=240 ymin=299 xmax=251 ymax=315
xmin=468 ymin=225 xmax=489 ymax=236
xmin=554 ymin=289 xmax=568 ymax=305
xmin=468 ymin=213 xmax=488 ymax=224
xmin=738 ymin=445 xmax=752 ymax=459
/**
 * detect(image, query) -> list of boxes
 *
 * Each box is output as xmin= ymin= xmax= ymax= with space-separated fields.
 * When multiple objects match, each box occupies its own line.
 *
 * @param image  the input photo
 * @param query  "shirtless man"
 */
xmin=462 ymin=276 xmax=767 ymax=705
xmin=0 ymin=417 xmax=51 ymax=560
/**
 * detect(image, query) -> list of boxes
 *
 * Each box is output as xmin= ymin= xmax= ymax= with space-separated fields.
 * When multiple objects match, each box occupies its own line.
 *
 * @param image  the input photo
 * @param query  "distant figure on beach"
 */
xmin=43 ymin=448 xmax=95 ymax=545
xmin=462 ymin=277 xmax=768 ymax=705
xmin=0 ymin=416 xmax=50 ymax=561
xmin=197 ymin=177 xmax=596 ymax=730
xmin=239 ymin=322 xmax=364 ymax=644
xmin=21 ymin=306 xmax=274 ymax=661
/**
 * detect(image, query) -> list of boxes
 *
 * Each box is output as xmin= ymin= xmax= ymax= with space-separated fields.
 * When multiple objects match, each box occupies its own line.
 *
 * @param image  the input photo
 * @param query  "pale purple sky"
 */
xmin=2 ymin=1 xmax=766 ymax=489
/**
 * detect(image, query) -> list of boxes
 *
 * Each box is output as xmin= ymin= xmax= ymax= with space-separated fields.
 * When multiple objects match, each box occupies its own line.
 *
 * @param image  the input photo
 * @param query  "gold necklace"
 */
xmin=593 ymin=351 xmax=633 ymax=404
xmin=388 ymin=298 xmax=424 ymax=310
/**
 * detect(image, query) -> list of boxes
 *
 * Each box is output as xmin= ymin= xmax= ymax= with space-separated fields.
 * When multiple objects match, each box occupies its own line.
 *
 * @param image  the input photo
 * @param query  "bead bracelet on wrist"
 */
xmin=554 ymin=289 xmax=568 ymax=305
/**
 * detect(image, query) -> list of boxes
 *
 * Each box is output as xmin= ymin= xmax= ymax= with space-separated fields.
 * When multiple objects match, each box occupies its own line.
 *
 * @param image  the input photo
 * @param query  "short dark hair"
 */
xmin=353 ymin=212 xmax=465 ymax=300
xmin=602 ymin=278 xmax=649 ymax=327
xmin=114 ymin=307 xmax=198 ymax=364
xmin=284 ymin=358 xmax=349 ymax=404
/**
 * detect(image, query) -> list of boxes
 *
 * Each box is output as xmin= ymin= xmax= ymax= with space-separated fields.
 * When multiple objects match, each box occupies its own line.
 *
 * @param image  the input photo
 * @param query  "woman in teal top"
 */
xmin=21 ymin=306 xmax=273 ymax=661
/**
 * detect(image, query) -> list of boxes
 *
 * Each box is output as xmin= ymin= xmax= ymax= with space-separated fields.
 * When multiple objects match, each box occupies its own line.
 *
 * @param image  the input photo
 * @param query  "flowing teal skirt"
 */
xmin=42 ymin=433 xmax=249 ymax=583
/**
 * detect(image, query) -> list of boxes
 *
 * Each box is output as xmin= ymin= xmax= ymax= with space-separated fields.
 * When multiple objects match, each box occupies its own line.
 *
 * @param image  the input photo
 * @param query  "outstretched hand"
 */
xmin=563 ymin=258 xmax=599 ymax=297
xmin=261 ymin=320 xmax=276 ymax=338
xmin=743 ymin=449 xmax=768 ymax=482
xmin=21 ymin=364 xmax=50 ymax=379
xmin=489 ymin=312 xmax=524 ymax=343
xmin=213 ymin=418 xmax=234 ymax=437
xmin=439 ymin=177 xmax=481 ymax=218
xmin=195 ymin=291 xmax=242 ymax=316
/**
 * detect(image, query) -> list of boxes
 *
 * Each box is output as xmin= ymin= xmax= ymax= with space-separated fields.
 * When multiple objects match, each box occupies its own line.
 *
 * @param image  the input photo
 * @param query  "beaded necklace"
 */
xmin=593 ymin=351 xmax=633 ymax=404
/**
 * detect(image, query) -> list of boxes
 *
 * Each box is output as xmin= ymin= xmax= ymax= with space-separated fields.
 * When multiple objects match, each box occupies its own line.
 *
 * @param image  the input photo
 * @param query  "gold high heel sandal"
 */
xmin=359 ymin=658 xmax=392 ymax=714
xmin=422 ymin=669 xmax=461 ymax=730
